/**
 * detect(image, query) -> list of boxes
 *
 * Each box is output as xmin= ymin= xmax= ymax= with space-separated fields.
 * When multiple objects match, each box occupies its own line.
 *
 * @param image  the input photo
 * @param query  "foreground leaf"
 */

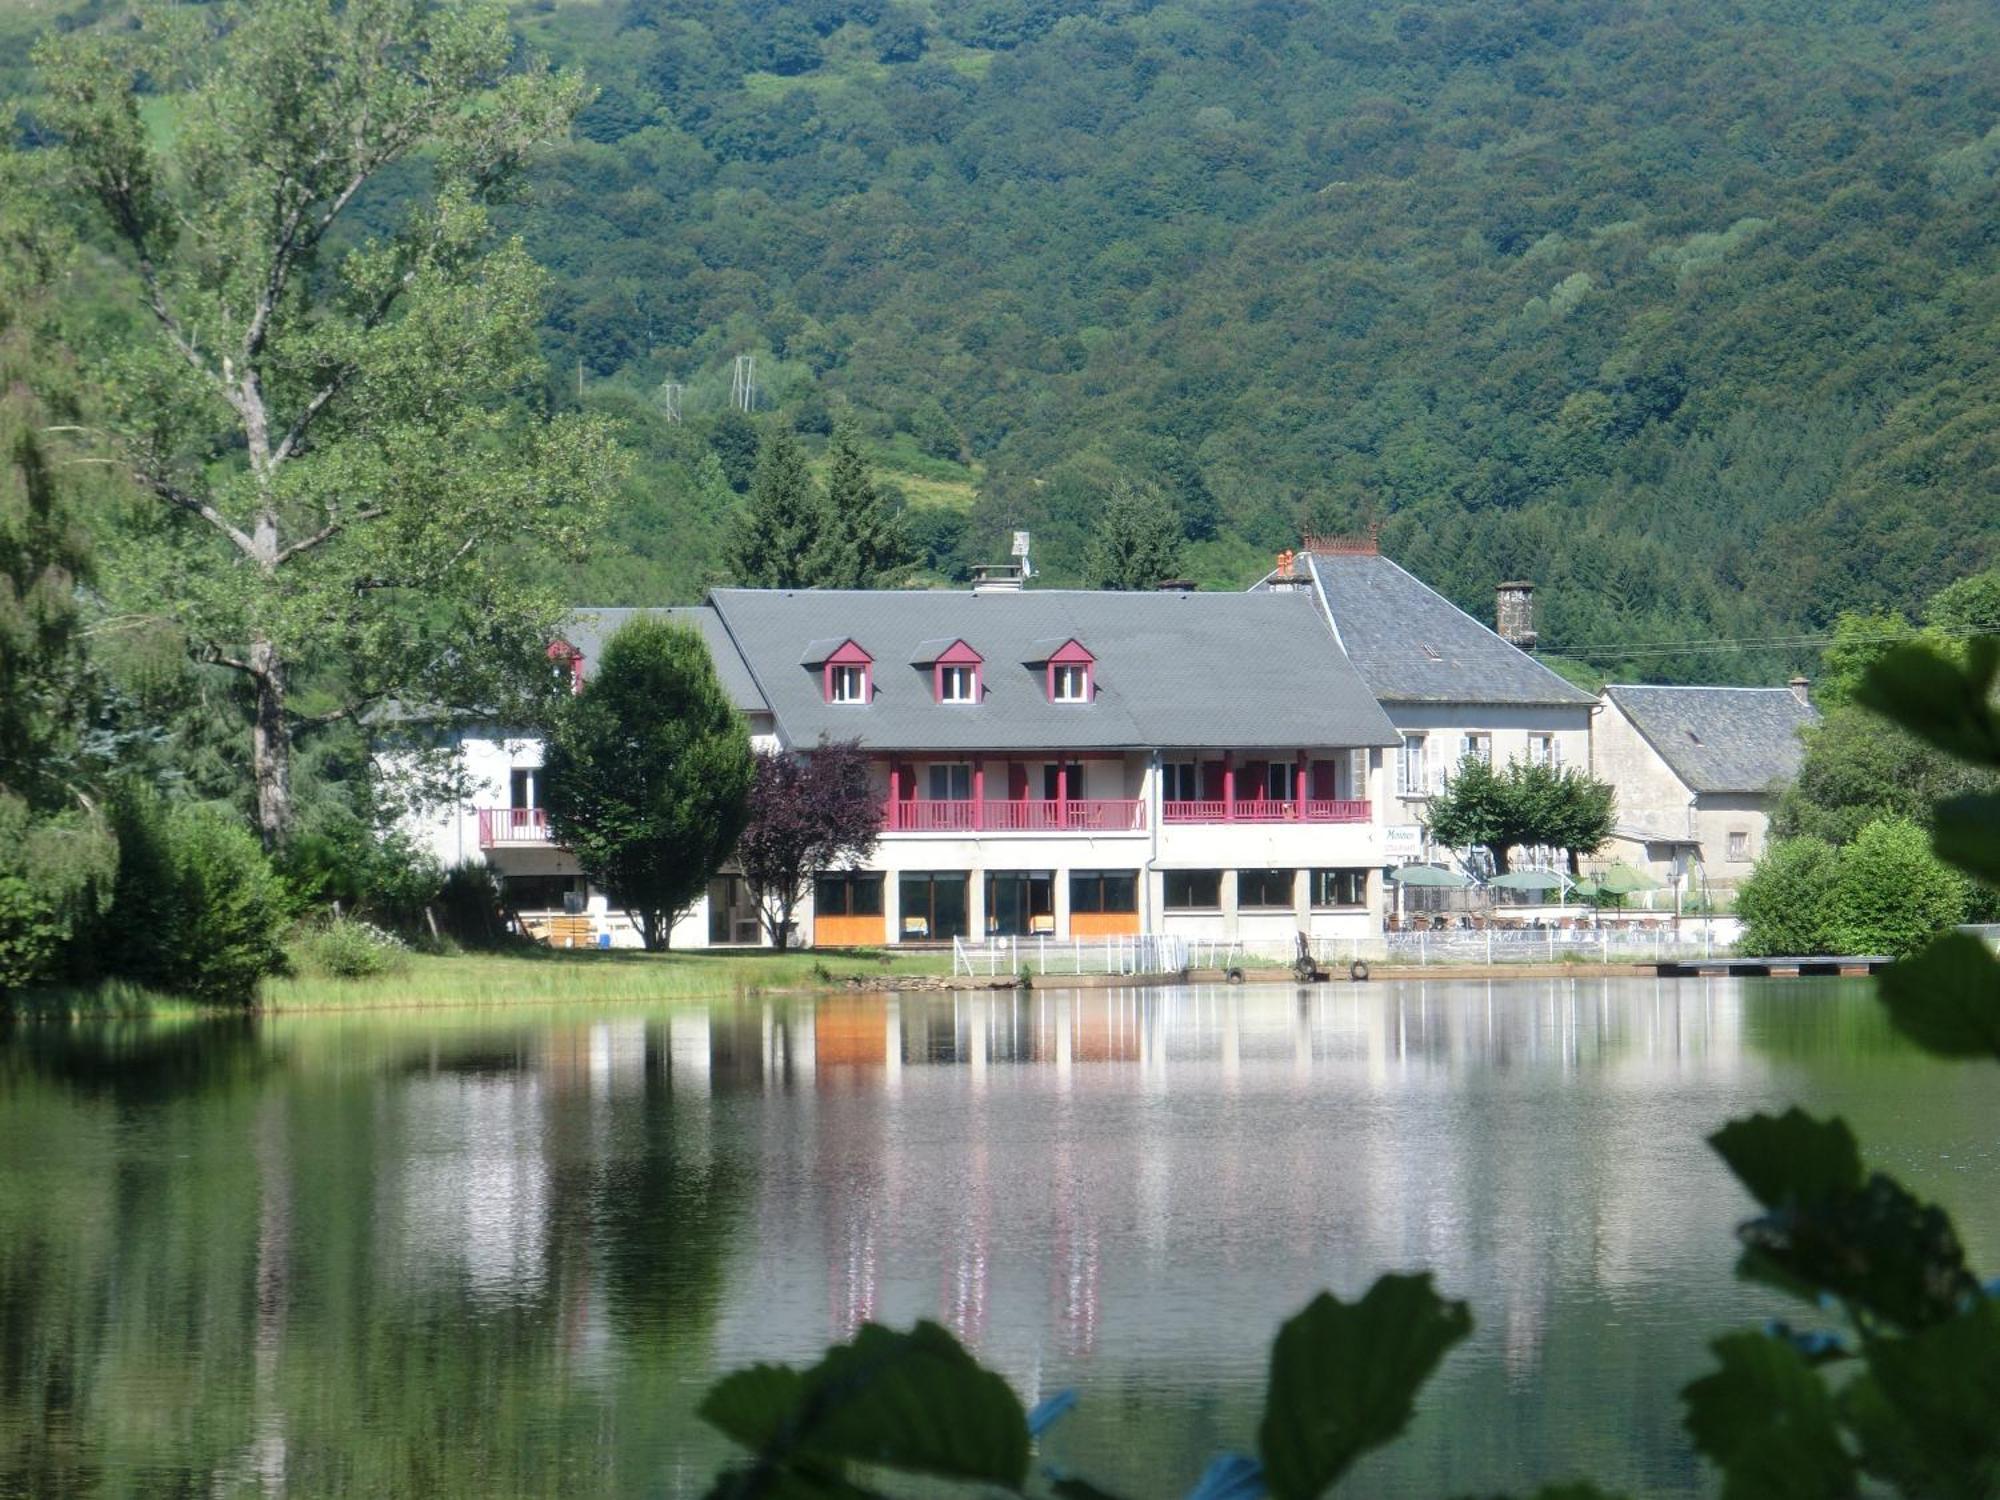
xmin=701 ymin=1364 xmax=811 ymax=1452
xmin=1683 ymin=1332 xmax=1856 ymax=1498
xmin=1710 ymin=1110 xmax=1863 ymax=1210
xmin=1257 ymin=1273 xmax=1472 ymax=1500
xmin=1840 ymin=1302 xmax=2000 ymax=1498
xmin=1931 ymin=793 xmax=2000 ymax=886
xmin=1878 ymin=934 xmax=2000 ymax=1060
xmin=1855 ymin=641 xmax=2000 ymax=769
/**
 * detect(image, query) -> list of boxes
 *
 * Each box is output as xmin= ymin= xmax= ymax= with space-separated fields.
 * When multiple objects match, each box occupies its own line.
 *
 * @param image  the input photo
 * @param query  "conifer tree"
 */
xmin=1082 ymin=480 xmax=1186 ymax=591
xmin=816 ymin=426 xmax=915 ymax=589
xmin=727 ymin=426 xmax=829 ymax=588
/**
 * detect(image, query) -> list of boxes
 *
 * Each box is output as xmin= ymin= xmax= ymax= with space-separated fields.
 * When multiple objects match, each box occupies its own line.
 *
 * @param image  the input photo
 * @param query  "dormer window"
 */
xmin=1037 ymin=638 xmax=1096 ymax=704
xmin=808 ymin=637 xmax=874 ymax=705
xmin=918 ymin=638 xmax=984 ymax=705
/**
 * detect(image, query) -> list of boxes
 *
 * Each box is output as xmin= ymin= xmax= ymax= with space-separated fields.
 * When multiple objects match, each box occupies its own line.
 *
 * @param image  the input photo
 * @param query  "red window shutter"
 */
xmin=1007 ymin=763 xmax=1029 ymax=800
xmin=1201 ymin=761 xmax=1225 ymax=800
xmin=1311 ymin=759 xmax=1338 ymax=799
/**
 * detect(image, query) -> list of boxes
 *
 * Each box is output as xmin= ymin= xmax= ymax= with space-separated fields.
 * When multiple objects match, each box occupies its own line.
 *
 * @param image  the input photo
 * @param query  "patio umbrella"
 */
xmin=1487 ymin=869 xmax=1568 ymax=891
xmin=1389 ymin=865 xmax=1472 ymax=887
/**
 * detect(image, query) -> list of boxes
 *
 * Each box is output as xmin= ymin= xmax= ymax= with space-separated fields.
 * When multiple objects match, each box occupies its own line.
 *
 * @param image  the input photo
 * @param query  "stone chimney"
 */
xmin=1496 ymin=581 xmax=1537 ymax=652
xmin=1789 ymin=675 xmax=1811 ymax=707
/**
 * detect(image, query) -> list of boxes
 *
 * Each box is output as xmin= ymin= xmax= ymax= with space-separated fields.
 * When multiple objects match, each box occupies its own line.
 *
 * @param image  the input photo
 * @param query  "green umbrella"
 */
xmin=1595 ymin=863 xmax=1661 ymax=894
xmin=1569 ymin=878 xmax=1603 ymax=900
xmin=1487 ymin=869 xmax=1568 ymax=891
xmin=1389 ymin=864 xmax=1472 ymax=887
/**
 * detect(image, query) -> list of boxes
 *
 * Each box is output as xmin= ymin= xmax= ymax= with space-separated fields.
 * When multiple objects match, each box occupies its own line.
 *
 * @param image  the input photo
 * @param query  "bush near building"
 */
xmin=1738 ymin=817 xmax=1966 ymax=959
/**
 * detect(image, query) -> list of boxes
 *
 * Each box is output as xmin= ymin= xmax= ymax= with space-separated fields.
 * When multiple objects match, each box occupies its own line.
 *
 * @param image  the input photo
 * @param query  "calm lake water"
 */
xmin=2 ymin=978 xmax=1996 ymax=1498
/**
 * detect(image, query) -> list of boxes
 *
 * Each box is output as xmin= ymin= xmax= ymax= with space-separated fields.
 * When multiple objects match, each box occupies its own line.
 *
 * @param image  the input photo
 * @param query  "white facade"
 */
xmin=1378 ymin=702 xmax=1594 ymax=853
xmin=399 ymin=731 xmax=1392 ymax=950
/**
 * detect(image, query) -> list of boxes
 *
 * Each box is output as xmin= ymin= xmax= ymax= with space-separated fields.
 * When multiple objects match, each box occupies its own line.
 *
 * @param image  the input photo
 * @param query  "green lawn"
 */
xmin=257 ymin=945 xmax=956 ymax=1013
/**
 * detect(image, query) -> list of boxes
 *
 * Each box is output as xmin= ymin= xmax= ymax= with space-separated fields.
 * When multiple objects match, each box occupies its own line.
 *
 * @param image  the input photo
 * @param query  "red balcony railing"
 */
xmin=1162 ymin=798 xmax=1370 ymax=824
xmin=883 ymin=798 xmax=1146 ymax=833
xmin=477 ymin=807 xmax=553 ymax=846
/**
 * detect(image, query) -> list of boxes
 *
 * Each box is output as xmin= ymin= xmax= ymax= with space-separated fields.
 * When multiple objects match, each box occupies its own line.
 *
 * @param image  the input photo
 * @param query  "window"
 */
xmin=927 ymin=763 xmax=972 ymax=800
xmin=1163 ymin=870 xmax=1222 ymax=909
xmin=1397 ymin=734 xmax=1427 ymax=796
xmin=1070 ymin=870 xmax=1138 ymax=914
xmin=1264 ymin=762 xmax=1293 ymax=800
xmin=898 ymin=871 xmax=968 ymax=940
xmin=939 ymin=664 xmax=977 ymax=703
xmin=1311 ymin=869 xmax=1369 ymax=907
xmin=831 ymin=664 xmax=867 ymax=703
xmin=1041 ymin=762 xmax=1084 ymax=800
xmin=986 ymin=871 xmax=1054 ymax=935
xmin=814 ymin=872 xmax=884 ymax=916
xmin=1051 ymin=663 xmax=1089 ymax=702
xmin=1527 ymin=733 xmax=1560 ymax=768
xmin=1163 ymin=762 xmax=1199 ymax=802
xmin=509 ymin=766 xmax=541 ymax=809
xmin=1728 ymin=831 xmax=1750 ymax=863
xmin=1460 ymin=733 xmax=1492 ymax=767
xmin=1238 ymin=869 xmax=1296 ymax=909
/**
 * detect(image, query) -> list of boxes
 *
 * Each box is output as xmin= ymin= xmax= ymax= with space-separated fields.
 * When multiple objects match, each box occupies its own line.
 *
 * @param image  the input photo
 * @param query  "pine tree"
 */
xmin=727 ymin=426 xmax=830 ymax=588
xmin=816 ymin=426 xmax=916 ymax=588
xmin=1082 ymin=480 xmax=1186 ymax=591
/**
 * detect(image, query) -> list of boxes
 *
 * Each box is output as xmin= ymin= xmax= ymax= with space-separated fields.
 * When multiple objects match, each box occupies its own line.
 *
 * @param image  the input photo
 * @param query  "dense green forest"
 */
xmin=9 ymin=0 xmax=2000 ymax=682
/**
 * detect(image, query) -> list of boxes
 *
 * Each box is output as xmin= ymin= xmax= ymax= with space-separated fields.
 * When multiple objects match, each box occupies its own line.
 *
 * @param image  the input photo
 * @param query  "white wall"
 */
xmin=1379 ymin=703 xmax=1593 ymax=834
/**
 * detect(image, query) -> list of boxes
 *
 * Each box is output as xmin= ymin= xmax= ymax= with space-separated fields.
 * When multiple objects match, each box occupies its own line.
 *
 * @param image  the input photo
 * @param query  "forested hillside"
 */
xmin=14 ymin=0 xmax=2000 ymax=680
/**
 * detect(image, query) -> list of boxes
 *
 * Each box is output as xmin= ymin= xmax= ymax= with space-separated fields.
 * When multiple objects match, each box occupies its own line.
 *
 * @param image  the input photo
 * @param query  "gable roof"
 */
xmin=1295 ymin=552 xmax=1594 ymax=707
xmin=564 ymin=606 xmax=768 ymax=715
xmin=1603 ymin=684 xmax=1817 ymax=794
xmin=707 ymin=587 xmax=1401 ymax=753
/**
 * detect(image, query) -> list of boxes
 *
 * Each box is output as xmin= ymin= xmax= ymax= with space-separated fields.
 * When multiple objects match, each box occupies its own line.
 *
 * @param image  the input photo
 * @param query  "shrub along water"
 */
xmin=1739 ymin=817 xmax=1967 ymax=958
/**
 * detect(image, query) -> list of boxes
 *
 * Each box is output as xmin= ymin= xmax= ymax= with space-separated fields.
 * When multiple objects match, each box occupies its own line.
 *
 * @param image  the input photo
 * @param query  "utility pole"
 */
xmin=576 ymin=357 xmax=584 ymax=403
xmin=730 ymin=354 xmax=757 ymax=413
xmin=660 ymin=380 xmax=684 ymax=424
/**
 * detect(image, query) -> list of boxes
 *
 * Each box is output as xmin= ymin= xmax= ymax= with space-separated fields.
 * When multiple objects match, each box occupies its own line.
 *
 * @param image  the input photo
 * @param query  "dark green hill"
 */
xmin=13 ymin=0 xmax=1998 ymax=678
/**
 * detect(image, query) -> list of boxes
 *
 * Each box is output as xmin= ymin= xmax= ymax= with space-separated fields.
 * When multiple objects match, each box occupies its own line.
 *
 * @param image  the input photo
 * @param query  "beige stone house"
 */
xmin=1591 ymin=682 xmax=1817 ymax=898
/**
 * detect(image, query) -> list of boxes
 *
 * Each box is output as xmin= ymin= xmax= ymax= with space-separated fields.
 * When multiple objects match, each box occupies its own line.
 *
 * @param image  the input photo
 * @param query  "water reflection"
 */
xmin=0 ymin=979 xmax=1992 ymax=1499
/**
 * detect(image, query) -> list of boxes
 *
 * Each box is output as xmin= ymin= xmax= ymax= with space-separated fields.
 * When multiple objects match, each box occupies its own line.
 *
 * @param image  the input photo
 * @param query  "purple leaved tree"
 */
xmin=737 ymin=738 xmax=883 ymax=949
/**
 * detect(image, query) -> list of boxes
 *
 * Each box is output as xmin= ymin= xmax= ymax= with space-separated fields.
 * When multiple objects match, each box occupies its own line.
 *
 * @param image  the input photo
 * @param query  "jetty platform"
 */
xmin=1651 ymin=955 xmax=1891 ymax=978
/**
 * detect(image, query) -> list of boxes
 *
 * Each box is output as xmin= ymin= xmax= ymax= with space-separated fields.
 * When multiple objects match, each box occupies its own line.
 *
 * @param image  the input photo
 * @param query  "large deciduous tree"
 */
xmin=737 ymin=738 xmax=880 ymax=949
xmin=36 ymin=0 xmax=619 ymax=846
xmin=541 ymin=619 xmax=752 ymax=950
xmin=1424 ymin=756 xmax=1615 ymax=874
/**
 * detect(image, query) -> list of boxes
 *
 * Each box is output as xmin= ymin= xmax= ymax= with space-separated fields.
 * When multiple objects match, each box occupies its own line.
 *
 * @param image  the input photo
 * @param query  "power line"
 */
xmin=1547 ymin=622 xmax=2000 ymax=663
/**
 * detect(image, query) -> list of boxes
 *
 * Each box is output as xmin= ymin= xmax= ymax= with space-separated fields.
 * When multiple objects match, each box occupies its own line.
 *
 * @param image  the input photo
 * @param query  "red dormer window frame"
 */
xmin=931 ymin=639 xmax=984 ymax=705
xmin=546 ymin=637 xmax=584 ymax=694
xmin=821 ymin=639 xmax=874 ymax=704
xmin=1044 ymin=639 xmax=1095 ymax=704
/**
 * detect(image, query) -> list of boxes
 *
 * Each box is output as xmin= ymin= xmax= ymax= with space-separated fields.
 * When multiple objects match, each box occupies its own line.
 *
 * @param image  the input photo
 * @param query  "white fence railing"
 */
xmin=952 ymin=934 xmax=1193 ymax=978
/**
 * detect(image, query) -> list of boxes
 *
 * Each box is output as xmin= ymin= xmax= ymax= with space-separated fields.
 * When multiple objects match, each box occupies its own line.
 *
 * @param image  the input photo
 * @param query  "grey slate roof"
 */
xmin=1604 ymin=684 xmax=1818 ymax=794
xmin=1301 ymin=553 xmax=1595 ymax=707
xmin=707 ymin=587 xmax=1401 ymax=752
xmin=564 ymin=607 xmax=768 ymax=714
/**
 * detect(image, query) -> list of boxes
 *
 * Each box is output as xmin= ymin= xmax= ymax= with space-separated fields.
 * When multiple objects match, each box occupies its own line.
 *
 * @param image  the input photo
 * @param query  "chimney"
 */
xmin=1789 ymin=675 xmax=1811 ymax=707
xmin=1496 ymin=581 xmax=1537 ymax=652
xmin=970 ymin=563 xmax=1024 ymax=594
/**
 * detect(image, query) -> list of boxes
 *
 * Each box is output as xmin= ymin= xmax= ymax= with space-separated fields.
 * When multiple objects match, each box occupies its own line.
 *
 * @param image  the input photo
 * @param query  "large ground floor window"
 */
xmin=708 ymin=875 xmax=763 ymax=944
xmin=1164 ymin=870 xmax=1222 ymax=910
xmin=986 ymin=871 xmax=1053 ymax=936
xmin=500 ymin=873 xmax=584 ymax=913
xmin=898 ymin=871 xmax=968 ymax=941
xmin=1069 ymin=870 xmax=1138 ymax=914
xmin=1311 ymin=869 xmax=1370 ymax=908
xmin=814 ymin=871 xmax=884 ymax=917
xmin=1238 ymin=869 xmax=1297 ymax=910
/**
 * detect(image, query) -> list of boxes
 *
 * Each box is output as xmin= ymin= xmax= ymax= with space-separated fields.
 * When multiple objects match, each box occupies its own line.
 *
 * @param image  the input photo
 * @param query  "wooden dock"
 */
xmin=1652 ymin=955 xmax=1891 ymax=978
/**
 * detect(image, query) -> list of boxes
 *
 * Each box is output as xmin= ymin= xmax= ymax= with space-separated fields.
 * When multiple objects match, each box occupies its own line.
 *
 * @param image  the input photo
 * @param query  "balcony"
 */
xmin=884 ymin=798 xmax=1146 ymax=833
xmin=1162 ymin=798 xmax=1370 ymax=824
xmin=477 ymin=807 xmax=553 ymax=847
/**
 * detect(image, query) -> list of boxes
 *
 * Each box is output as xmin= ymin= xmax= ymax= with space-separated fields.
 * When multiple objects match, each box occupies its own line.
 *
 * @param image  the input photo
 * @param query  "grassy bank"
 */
xmin=6 ymin=947 xmax=959 ymax=1019
xmin=258 ymin=945 xmax=956 ymax=1013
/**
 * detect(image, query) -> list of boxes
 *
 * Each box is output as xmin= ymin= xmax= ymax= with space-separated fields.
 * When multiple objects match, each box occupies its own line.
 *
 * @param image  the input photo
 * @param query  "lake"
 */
xmin=2 ymin=978 xmax=1995 ymax=1497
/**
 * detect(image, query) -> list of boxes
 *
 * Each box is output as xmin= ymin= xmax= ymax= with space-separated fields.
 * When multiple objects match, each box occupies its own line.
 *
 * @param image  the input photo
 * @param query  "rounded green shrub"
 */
xmin=1834 ymin=816 xmax=1967 ymax=959
xmin=1736 ymin=837 xmax=1842 ymax=956
xmin=295 ymin=917 xmax=409 ymax=979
